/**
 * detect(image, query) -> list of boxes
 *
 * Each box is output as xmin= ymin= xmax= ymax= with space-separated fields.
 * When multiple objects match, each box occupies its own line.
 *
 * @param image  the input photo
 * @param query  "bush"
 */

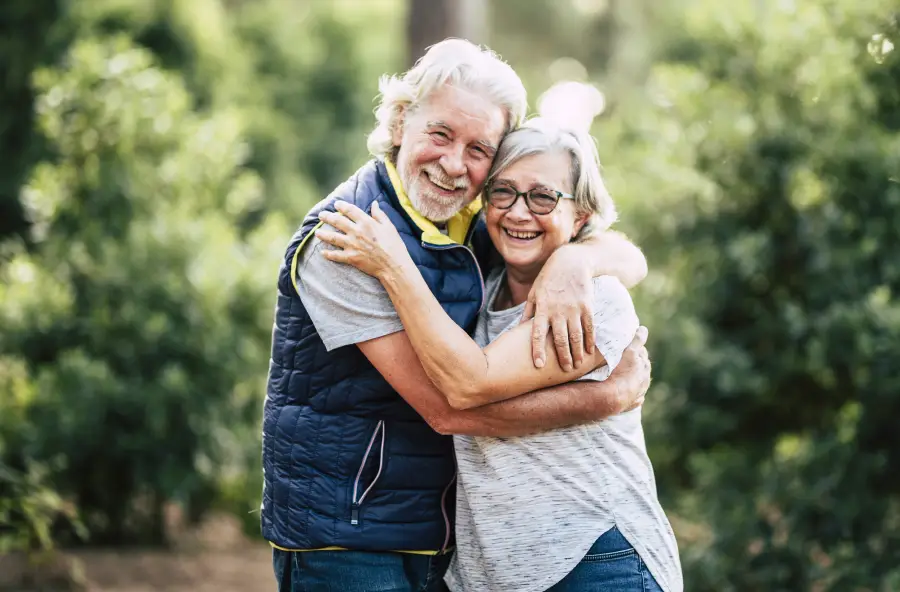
xmin=0 ymin=35 xmax=279 ymax=545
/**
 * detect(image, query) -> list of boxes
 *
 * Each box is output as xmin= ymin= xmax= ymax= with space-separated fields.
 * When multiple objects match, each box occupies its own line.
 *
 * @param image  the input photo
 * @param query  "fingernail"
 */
xmin=535 ymin=357 xmax=545 ymax=368
xmin=564 ymin=364 xmax=573 ymax=372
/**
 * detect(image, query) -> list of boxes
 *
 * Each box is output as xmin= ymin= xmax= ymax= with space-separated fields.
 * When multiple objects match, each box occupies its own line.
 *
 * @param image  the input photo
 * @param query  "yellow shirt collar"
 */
xmin=384 ymin=160 xmax=482 ymax=246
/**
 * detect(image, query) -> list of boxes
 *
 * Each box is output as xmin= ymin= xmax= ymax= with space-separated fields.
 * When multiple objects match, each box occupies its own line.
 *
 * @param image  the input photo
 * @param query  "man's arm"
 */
xmin=358 ymin=327 xmax=650 ymax=437
xmin=523 ymin=229 xmax=648 ymax=371
xmin=577 ymin=229 xmax=648 ymax=289
xmin=317 ymin=201 xmax=647 ymax=375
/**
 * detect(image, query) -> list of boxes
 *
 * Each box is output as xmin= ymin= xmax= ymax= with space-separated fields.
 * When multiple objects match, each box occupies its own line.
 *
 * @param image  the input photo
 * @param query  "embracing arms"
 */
xmin=292 ymin=208 xmax=650 ymax=436
xmin=359 ymin=327 xmax=650 ymax=437
xmin=374 ymin=256 xmax=609 ymax=409
xmin=522 ymin=230 xmax=646 ymax=369
xmin=316 ymin=201 xmax=644 ymax=411
xmin=321 ymin=201 xmax=646 ymax=372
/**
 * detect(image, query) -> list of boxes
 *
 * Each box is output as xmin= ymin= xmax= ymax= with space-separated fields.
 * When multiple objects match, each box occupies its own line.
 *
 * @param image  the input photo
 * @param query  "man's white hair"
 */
xmin=367 ymin=38 xmax=528 ymax=160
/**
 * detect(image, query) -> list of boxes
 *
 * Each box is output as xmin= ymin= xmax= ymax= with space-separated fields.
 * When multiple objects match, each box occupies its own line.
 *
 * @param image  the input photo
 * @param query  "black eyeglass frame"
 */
xmin=485 ymin=182 xmax=575 ymax=215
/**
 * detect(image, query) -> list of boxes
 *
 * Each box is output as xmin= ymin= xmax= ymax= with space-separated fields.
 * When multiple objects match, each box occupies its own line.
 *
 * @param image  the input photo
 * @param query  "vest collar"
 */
xmin=383 ymin=159 xmax=482 ymax=246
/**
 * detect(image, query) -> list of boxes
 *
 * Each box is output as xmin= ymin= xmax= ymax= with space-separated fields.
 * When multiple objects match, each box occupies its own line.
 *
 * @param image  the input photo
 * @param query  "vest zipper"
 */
xmin=440 ymin=473 xmax=457 ymax=553
xmin=425 ymin=234 xmax=481 ymax=552
xmin=351 ymin=420 xmax=386 ymax=525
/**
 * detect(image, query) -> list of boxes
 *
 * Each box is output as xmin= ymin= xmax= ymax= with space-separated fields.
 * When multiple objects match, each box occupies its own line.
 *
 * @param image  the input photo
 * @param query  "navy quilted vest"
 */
xmin=261 ymin=160 xmax=486 ymax=552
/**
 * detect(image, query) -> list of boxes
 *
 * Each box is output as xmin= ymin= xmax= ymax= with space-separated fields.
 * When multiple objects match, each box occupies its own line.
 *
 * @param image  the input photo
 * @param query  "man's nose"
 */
xmin=439 ymin=146 xmax=466 ymax=178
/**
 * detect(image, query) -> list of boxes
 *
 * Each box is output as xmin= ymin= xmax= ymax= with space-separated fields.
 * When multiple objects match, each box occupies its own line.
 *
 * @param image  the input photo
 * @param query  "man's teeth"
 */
xmin=425 ymin=173 xmax=457 ymax=191
xmin=432 ymin=179 xmax=456 ymax=191
xmin=505 ymin=229 xmax=541 ymax=240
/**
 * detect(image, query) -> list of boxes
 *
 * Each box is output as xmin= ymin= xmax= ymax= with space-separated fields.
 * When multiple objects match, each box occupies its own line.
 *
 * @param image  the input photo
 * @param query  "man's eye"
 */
xmin=431 ymin=131 xmax=449 ymax=140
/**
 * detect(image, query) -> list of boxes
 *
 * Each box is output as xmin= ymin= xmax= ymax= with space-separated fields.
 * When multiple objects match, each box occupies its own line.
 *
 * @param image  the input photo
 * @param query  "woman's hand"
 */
xmin=315 ymin=200 xmax=413 ymax=279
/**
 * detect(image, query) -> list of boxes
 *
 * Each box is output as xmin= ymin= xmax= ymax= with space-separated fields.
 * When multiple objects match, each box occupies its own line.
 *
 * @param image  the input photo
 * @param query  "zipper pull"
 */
xmin=351 ymin=504 xmax=360 ymax=525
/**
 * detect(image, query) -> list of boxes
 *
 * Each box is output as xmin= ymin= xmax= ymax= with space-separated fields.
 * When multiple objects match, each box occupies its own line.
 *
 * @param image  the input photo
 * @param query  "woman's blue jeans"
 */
xmin=547 ymin=527 xmax=664 ymax=592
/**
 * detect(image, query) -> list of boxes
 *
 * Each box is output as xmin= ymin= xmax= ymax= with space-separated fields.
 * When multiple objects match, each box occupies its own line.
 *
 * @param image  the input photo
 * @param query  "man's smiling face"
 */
xmin=392 ymin=84 xmax=507 ymax=222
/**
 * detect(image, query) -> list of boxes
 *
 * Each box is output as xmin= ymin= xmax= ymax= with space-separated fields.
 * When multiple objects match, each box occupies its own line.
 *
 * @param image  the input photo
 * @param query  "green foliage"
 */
xmin=1 ymin=34 xmax=278 ymax=544
xmin=0 ymin=357 xmax=86 ymax=553
xmin=493 ymin=0 xmax=899 ymax=587
xmin=0 ymin=460 xmax=88 ymax=554
xmin=586 ymin=0 xmax=900 ymax=588
xmin=0 ymin=0 xmax=73 ymax=243
xmin=0 ymin=0 xmax=397 ymax=547
xmin=1 ymin=0 xmax=897 ymax=588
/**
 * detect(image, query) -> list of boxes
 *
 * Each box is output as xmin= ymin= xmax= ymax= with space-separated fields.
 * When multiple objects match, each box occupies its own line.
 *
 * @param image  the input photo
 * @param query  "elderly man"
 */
xmin=262 ymin=39 xmax=651 ymax=591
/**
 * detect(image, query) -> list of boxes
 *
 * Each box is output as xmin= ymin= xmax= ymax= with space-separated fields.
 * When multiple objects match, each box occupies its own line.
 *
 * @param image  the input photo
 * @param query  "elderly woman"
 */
xmin=315 ymin=84 xmax=683 ymax=592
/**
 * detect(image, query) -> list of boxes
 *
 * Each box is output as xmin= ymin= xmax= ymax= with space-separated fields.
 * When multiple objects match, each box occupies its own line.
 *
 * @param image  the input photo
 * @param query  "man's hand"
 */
xmin=522 ymin=244 xmax=594 ymax=372
xmin=611 ymin=326 xmax=652 ymax=411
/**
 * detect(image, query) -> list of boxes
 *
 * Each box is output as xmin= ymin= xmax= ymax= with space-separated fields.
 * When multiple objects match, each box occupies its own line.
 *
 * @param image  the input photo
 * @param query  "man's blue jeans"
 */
xmin=272 ymin=548 xmax=451 ymax=592
xmin=548 ymin=527 xmax=665 ymax=591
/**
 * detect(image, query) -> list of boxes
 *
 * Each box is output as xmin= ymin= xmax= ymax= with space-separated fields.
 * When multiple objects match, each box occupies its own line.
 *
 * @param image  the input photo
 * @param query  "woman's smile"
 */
xmin=486 ymin=150 xmax=583 ymax=273
xmin=502 ymin=227 xmax=543 ymax=242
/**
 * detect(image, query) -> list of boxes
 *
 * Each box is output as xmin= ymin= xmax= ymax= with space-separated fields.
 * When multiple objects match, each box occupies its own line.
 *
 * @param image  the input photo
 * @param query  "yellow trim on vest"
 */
xmin=290 ymin=162 xmax=482 ymax=296
xmin=383 ymin=160 xmax=482 ymax=246
xmin=269 ymin=541 xmax=446 ymax=556
xmin=290 ymin=220 xmax=325 ymax=296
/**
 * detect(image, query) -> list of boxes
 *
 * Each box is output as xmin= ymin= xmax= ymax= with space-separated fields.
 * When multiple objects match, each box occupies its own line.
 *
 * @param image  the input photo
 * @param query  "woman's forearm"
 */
xmin=378 ymin=260 xmax=610 ymax=409
xmin=378 ymin=261 xmax=494 ymax=408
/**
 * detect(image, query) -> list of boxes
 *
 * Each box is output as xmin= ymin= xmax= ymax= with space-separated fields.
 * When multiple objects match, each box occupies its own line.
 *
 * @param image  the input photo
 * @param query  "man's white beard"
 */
xmin=408 ymin=186 xmax=469 ymax=223
xmin=403 ymin=165 xmax=471 ymax=223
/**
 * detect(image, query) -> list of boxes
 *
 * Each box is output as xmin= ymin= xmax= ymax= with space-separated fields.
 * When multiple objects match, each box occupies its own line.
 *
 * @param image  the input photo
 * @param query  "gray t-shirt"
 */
xmin=444 ymin=268 xmax=684 ymax=592
xmin=294 ymin=235 xmax=404 ymax=351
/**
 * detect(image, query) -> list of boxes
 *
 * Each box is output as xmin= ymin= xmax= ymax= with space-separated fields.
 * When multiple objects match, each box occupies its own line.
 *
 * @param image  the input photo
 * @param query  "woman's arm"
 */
xmin=521 ymin=230 xmax=647 ymax=371
xmin=357 ymin=329 xmax=650 ymax=437
xmin=379 ymin=262 xmax=609 ymax=409
xmin=316 ymin=201 xmax=609 ymax=410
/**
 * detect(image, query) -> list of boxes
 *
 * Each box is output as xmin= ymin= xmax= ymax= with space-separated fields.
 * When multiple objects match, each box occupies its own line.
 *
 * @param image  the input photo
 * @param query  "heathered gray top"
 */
xmin=444 ymin=269 xmax=684 ymax=592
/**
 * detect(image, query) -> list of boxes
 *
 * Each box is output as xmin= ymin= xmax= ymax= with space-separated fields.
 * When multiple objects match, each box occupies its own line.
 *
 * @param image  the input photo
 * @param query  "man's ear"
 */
xmin=391 ymin=106 xmax=406 ymax=146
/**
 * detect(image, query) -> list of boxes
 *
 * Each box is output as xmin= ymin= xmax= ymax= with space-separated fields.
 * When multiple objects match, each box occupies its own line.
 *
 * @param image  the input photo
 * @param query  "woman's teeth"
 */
xmin=504 ymin=228 xmax=541 ymax=240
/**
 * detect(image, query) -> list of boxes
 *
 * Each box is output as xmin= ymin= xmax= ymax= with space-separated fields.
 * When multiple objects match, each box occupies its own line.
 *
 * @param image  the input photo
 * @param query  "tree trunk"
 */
xmin=406 ymin=0 xmax=487 ymax=67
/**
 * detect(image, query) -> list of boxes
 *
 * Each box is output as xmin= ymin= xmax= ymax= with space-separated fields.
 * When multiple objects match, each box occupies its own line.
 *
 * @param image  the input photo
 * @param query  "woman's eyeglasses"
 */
xmin=486 ymin=182 xmax=574 ymax=215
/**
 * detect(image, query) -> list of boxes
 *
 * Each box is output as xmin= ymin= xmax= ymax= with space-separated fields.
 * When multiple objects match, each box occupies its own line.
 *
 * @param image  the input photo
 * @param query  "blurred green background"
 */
xmin=1 ymin=0 xmax=898 ymax=590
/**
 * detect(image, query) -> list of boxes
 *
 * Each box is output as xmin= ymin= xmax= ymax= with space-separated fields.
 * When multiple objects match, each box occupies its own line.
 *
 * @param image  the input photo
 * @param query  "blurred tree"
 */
xmin=0 ymin=0 xmax=404 ymax=545
xmin=407 ymin=0 xmax=487 ymax=66
xmin=487 ymin=0 xmax=670 ymax=109
xmin=0 ymin=1 xmax=74 ymax=244
xmin=594 ymin=0 xmax=900 ymax=588
xmin=0 ymin=34 xmax=281 ymax=545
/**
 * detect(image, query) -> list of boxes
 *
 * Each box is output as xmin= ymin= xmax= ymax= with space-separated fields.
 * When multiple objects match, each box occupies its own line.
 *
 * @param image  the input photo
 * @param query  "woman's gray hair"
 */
xmin=367 ymin=39 xmax=528 ymax=161
xmin=486 ymin=82 xmax=617 ymax=241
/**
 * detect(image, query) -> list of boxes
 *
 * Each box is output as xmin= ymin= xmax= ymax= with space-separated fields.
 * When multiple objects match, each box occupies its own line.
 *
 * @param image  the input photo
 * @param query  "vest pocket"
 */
xmin=350 ymin=420 xmax=386 ymax=525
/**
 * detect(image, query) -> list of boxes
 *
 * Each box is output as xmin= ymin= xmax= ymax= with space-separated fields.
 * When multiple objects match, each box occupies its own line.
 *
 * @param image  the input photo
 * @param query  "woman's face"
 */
xmin=485 ymin=150 xmax=588 ymax=276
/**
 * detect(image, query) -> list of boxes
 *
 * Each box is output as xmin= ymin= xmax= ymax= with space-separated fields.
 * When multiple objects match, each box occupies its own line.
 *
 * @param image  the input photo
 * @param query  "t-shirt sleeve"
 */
xmin=294 ymin=231 xmax=404 ymax=351
xmin=578 ymin=276 xmax=640 ymax=382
